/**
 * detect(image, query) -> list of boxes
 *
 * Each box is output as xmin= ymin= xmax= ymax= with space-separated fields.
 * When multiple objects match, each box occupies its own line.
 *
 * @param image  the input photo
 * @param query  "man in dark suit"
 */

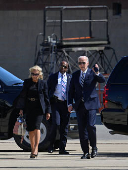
xmin=47 ymin=61 xmax=72 ymax=154
xmin=68 ymin=56 xmax=105 ymax=159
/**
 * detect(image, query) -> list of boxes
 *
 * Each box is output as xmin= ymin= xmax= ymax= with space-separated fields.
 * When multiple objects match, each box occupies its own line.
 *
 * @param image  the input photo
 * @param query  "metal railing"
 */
xmin=43 ymin=6 xmax=109 ymax=44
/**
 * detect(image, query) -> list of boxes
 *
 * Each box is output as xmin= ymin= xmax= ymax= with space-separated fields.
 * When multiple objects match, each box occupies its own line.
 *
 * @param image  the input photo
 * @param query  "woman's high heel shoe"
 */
xmin=30 ymin=153 xmax=36 ymax=158
xmin=35 ymin=153 xmax=38 ymax=157
xmin=30 ymin=152 xmax=38 ymax=158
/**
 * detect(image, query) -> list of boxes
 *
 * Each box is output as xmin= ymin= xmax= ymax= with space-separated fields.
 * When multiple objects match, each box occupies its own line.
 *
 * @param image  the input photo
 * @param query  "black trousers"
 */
xmin=49 ymin=100 xmax=70 ymax=151
xmin=76 ymin=102 xmax=97 ymax=153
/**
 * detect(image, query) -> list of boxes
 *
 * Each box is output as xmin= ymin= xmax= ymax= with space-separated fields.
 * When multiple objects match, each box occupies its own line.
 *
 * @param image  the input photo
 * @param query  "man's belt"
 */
xmin=57 ymin=99 xmax=67 ymax=103
xmin=53 ymin=95 xmax=67 ymax=103
xmin=28 ymin=98 xmax=38 ymax=101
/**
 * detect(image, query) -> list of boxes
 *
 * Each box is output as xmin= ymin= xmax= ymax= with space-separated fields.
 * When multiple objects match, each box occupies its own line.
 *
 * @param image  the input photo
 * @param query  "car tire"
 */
xmin=13 ymin=118 xmax=51 ymax=151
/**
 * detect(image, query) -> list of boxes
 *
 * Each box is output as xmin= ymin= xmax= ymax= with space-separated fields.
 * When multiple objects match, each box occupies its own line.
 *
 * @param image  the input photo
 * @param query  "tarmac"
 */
xmin=0 ymin=128 xmax=128 ymax=170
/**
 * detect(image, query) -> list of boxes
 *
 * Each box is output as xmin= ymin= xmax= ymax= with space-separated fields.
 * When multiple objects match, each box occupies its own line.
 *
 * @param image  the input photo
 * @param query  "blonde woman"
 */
xmin=16 ymin=65 xmax=51 ymax=158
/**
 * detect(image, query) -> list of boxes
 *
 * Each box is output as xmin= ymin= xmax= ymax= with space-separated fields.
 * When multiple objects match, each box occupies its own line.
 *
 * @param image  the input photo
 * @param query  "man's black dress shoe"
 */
xmin=81 ymin=153 xmax=90 ymax=159
xmin=48 ymin=146 xmax=54 ymax=153
xmin=59 ymin=150 xmax=69 ymax=155
xmin=91 ymin=148 xmax=98 ymax=158
xmin=48 ymin=149 xmax=53 ymax=153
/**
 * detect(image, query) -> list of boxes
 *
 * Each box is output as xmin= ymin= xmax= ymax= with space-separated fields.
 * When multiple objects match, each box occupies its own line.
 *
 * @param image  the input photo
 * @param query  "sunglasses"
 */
xmin=61 ymin=65 xmax=68 ymax=69
xmin=31 ymin=73 xmax=39 ymax=76
xmin=78 ymin=62 xmax=86 ymax=65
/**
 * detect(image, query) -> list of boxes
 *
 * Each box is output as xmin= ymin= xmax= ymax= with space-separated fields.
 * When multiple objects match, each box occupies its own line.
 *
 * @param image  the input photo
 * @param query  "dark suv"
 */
xmin=101 ymin=56 xmax=128 ymax=134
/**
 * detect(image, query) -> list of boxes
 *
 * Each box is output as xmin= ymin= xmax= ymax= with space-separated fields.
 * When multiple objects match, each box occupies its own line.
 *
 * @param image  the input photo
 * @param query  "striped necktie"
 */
xmin=81 ymin=72 xmax=85 ymax=87
xmin=61 ymin=74 xmax=66 ymax=100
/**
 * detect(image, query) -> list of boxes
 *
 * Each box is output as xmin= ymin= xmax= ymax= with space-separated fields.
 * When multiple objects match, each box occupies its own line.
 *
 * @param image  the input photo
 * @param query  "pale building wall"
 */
xmin=0 ymin=10 xmax=44 ymax=79
xmin=0 ymin=2 xmax=127 ymax=79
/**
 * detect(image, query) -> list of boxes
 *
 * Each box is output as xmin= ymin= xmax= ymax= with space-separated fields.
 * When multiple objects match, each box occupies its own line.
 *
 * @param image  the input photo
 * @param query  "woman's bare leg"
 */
xmin=33 ymin=129 xmax=40 ymax=155
xmin=29 ymin=131 xmax=35 ymax=154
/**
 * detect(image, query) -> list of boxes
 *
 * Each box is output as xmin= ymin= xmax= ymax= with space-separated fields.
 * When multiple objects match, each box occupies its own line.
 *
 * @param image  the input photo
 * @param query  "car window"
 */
xmin=0 ymin=67 xmax=23 ymax=86
xmin=114 ymin=62 xmax=128 ymax=83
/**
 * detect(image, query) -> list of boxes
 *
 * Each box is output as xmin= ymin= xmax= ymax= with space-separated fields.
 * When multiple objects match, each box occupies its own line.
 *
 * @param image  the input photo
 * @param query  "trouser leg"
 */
xmin=76 ymin=103 xmax=89 ymax=153
xmin=49 ymin=103 xmax=60 ymax=147
xmin=59 ymin=102 xmax=70 ymax=151
xmin=87 ymin=109 xmax=97 ymax=148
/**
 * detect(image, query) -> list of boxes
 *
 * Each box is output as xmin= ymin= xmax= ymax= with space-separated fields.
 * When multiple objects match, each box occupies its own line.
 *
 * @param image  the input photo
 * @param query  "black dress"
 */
xmin=25 ymin=82 xmax=43 ymax=131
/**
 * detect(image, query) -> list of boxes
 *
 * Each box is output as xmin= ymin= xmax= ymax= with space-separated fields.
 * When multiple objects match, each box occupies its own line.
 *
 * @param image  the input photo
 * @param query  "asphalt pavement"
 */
xmin=0 ymin=124 xmax=128 ymax=170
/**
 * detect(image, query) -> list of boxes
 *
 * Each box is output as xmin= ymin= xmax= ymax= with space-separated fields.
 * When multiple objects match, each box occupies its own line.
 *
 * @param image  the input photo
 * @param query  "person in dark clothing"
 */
xmin=68 ymin=56 xmax=105 ymax=159
xmin=16 ymin=65 xmax=51 ymax=158
xmin=47 ymin=61 xmax=72 ymax=154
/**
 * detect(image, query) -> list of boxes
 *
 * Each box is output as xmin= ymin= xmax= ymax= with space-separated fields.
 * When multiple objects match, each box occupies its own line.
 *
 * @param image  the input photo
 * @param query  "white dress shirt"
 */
xmin=54 ymin=72 xmax=67 ymax=101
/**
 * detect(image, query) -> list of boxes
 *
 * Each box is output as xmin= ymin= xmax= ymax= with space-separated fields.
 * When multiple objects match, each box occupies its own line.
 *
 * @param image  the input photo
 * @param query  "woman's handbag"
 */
xmin=13 ymin=115 xmax=26 ymax=136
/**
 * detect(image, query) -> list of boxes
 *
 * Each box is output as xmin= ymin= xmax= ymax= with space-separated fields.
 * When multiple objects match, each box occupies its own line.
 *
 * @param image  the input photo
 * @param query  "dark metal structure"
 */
xmin=34 ymin=6 xmax=118 ymax=79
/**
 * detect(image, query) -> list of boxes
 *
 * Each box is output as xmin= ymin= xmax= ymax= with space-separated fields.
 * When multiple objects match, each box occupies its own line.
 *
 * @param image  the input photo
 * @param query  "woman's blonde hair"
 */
xmin=29 ymin=65 xmax=43 ymax=80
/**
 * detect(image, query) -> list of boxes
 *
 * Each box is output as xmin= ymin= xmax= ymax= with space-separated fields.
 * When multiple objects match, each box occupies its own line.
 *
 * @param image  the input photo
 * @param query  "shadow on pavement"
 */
xmin=98 ymin=152 xmax=128 ymax=157
xmin=0 ymin=150 xmax=23 ymax=152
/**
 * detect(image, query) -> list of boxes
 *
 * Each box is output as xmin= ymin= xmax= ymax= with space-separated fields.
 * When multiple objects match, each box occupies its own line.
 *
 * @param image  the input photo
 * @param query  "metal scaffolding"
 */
xmin=34 ymin=6 xmax=118 ymax=80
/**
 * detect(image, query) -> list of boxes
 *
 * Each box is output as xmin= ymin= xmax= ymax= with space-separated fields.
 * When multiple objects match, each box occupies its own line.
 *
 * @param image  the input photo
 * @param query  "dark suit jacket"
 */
xmin=47 ymin=72 xmax=72 ymax=105
xmin=16 ymin=78 xmax=51 ymax=114
xmin=68 ymin=68 xmax=105 ymax=111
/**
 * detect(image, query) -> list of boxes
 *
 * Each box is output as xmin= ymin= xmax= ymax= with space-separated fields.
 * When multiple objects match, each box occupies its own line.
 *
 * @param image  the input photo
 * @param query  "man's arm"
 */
xmin=92 ymin=64 xmax=105 ymax=83
xmin=95 ymin=73 xmax=106 ymax=83
xmin=68 ymin=75 xmax=75 ymax=113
